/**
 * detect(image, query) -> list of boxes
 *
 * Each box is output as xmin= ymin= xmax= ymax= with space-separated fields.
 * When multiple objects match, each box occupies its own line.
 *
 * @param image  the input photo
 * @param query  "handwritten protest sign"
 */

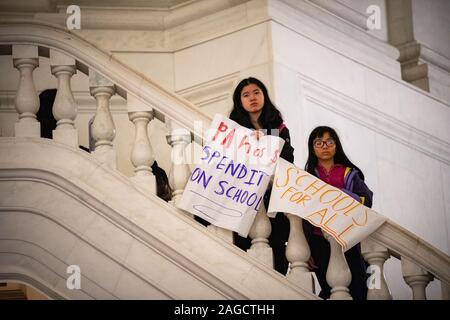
xmin=177 ymin=114 xmax=285 ymax=237
xmin=268 ymin=158 xmax=387 ymax=251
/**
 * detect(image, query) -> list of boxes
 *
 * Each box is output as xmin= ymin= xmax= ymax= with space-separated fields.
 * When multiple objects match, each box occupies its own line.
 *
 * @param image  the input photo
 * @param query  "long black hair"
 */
xmin=229 ymin=77 xmax=283 ymax=131
xmin=304 ymin=126 xmax=365 ymax=180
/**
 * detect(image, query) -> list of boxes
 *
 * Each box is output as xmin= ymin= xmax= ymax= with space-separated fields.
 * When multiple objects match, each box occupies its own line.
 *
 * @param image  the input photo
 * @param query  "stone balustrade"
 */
xmin=3 ymin=37 xmax=449 ymax=300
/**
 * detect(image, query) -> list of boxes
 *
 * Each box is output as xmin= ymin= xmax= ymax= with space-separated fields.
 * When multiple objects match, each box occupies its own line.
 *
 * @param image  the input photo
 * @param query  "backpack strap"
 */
xmin=344 ymin=167 xmax=352 ymax=179
xmin=344 ymin=167 xmax=356 ymax=191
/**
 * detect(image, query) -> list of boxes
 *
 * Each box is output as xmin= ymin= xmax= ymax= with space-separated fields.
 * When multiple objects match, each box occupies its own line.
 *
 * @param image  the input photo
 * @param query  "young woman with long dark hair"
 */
xmin=304 ymin=126 xmax=372 ymax=300
xmin=229 ymin=77 xmax=294 ymax=275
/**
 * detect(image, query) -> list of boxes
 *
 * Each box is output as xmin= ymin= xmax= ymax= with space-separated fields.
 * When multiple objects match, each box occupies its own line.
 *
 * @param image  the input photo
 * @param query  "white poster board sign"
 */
xmin=177 ymin=114 xmax=285 ymax=237
xmin=268 ymin=158 xmax=387 ymax=251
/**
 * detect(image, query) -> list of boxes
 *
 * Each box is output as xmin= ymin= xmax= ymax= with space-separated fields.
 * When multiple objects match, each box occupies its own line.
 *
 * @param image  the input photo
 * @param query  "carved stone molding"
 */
xmin=299 ymin=75 xmax=450 ymax=165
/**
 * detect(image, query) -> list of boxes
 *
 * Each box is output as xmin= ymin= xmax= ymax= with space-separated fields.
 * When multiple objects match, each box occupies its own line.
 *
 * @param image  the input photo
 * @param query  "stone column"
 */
xmin=386 ymin=0 xmax=429 ymax=90
xmin=285 ymin=214 xmax=314 ymax=292
xmin=89 ymin=71 xmax=116 ymax=168
xmin=247 ymin=204 xmax=273 ymax=268
xmin=441 ymin=281 xmax=450 ymax=300
xmin=402 ymin=257 xmax=433 ymax=300
xmin=166 ymin=119 xmax=191 ymax=205
xmin=50 ymin=49 xmax=78 ymax=147
xmin=361 ymin=238 xmax=392 ymax=299
xmin=323 ymin=231 xmax=352 ymax=300
xmin=12 ymin=45 xmax=40 ymax=138
xmin=127 ymin=94 xmax=156 ymax=194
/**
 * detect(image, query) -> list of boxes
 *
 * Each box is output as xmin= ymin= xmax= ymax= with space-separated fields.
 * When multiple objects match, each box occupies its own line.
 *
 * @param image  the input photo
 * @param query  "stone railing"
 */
xmin=0 ymin=20 xmax=448 ymax=300
xmin=0 ymin=19 xmax=282 ymax=279
xmin=362 ymin=221 xmax=450 ymax=300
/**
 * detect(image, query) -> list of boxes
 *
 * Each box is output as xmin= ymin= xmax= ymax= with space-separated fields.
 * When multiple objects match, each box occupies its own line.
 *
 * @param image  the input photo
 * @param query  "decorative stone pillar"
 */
xmin=166 ymin=119 xmax=191 ymax=205
xmin=386 ymin=0 xmax=429 ymax=91
xmin=397 ymin=41 xmax=429 ymax=91
xmin=12 ymin=45 xmax=40 ymax=137
xmin=323 ymin=231 xmax=352 ymax=300
xmin=361 ymin=238 xmax=392 ymax=300
xmin=50 ymin=49 xmax=78 ymax=147
xmin=285 ymin=214 xmax=314 ymax=292
xmin=128 ymin=111 xmax=156 ymax=194
xmin=441 ymin=281 xmax=450 ymax=300
xmin=127 ymin=93 xmax=155 ymax=194
xmin=247 ymin=204 xmax=273 ymax=268
xmin=89 ymin=71 xmax=117 ymax=168
xmin=402 ymin=257 xmax=433 ymax=300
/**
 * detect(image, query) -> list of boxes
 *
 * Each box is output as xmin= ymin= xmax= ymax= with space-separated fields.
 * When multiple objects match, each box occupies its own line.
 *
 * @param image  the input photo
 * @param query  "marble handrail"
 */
xmin=0 ymin=19 xmax=212 ymax=145
xmin=369 ymin=220 xmax=450 ymax=295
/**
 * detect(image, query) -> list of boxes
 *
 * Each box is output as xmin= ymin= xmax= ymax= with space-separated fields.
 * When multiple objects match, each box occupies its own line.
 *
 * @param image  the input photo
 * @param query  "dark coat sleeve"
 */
xmin=349 ymin=172 xmax=374 ymax=208
xmin=278 ymin=127 xmax=295 ymax=163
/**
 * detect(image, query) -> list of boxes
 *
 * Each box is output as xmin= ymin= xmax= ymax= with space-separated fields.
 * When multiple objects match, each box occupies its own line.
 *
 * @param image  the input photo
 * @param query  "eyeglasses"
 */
xmin=313 ymin=139 xmax=336 ymax=148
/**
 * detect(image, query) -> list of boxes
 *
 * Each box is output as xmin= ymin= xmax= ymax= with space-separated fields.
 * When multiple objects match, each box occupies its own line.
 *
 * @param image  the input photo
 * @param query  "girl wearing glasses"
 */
xmin=304 ymin=126 xmax=373 ymax=300
xmin=229 ymin=77 xmax=295 ymax=275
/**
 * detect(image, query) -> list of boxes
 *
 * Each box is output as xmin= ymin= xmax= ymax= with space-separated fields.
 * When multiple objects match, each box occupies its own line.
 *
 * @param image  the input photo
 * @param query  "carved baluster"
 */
xmin=361 ymin=238 xmax=392 ymax=299
xmin=285 ymin=214 xmax=314 ymax=291
xmin=12 ymin=45 xmax=40 ymax=137
xmin=323 ymin=232 xmax=352 ymax=300
xmin=247 ymin=204 xmax=273 ymax=268
xmin=50 ymin=49 xmax=78 ymax=147
xmin=441 ymin=281 xmax=450 ymax=300
xmin=402 ymin=257 xmax=433 ymax=300
xmin=127 ymin=94 xmax=155 ymax=194
xmin=89 ymin=71 xmax=116 ymax=168
xmin=166 ymin=119 xmax=191 ymax=205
